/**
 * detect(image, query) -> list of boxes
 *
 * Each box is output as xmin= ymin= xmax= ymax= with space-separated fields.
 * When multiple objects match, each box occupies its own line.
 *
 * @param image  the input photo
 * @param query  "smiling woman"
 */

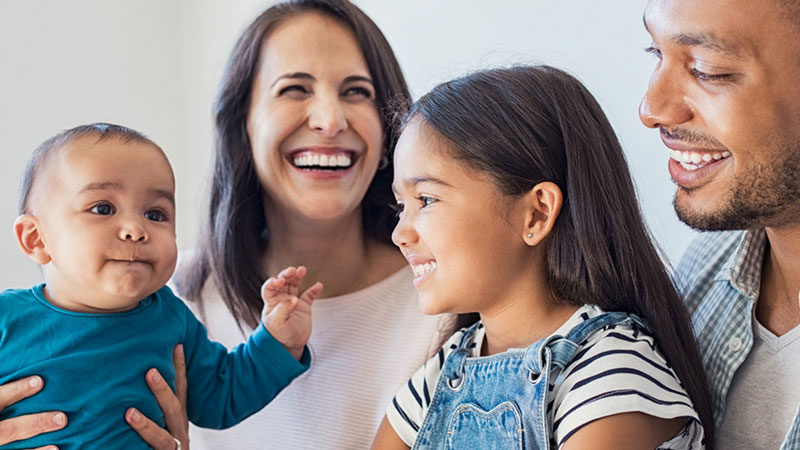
xmin=166 ymin=1 xmax=449 ymax=449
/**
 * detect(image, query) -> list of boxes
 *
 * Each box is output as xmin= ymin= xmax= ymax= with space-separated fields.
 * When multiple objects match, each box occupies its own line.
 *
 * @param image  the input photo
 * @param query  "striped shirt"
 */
xmin=674 ymin=230 xmax=800 ymax=449
xmin=387 ymin=305 xmax=703 ymax=449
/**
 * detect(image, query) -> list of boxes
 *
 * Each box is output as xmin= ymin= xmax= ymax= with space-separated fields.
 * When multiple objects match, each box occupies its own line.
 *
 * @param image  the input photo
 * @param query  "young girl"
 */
xmin=372 ymin=66 xmax=714 ymax=449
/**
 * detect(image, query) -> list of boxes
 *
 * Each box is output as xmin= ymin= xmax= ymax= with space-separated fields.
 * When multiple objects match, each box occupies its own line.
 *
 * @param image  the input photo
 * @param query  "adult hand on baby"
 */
xmin=0 ymin=375 xmax=67 ymax=448
xmin=261 ymin=266 xmax=323 ymax=360
xmin=126 ymin=344 xmax=189 ymax=450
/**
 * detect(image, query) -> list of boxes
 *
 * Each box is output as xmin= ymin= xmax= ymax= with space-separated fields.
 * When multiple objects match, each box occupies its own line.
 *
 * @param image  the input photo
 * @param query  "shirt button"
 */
xmin=728 ymin=337 xmax=743 ymax=352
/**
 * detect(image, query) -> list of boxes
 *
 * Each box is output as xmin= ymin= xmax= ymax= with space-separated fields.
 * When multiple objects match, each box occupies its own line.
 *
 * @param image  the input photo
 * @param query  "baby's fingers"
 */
xmin=299 ymin=282 xmax=323 ymax=305
xmin=261 ymin=277 xmax=287 ymax=301
xmin=271 ymin=297 xmax=300 ymax=323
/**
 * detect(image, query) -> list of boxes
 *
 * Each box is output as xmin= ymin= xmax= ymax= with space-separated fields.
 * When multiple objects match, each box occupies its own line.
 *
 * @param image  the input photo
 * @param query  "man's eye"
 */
xmin=90 ymin=204 xmax=114 ymax=215
xmin=145 ymin=210 xmax=166 ymax=222
xmin=690 ymin=68 xmax=732 ymax=82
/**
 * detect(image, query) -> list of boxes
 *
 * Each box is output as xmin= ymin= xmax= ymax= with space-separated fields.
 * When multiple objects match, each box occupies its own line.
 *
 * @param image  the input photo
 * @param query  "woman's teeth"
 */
xmin=293 ymin=153 xmax=352 ymax=169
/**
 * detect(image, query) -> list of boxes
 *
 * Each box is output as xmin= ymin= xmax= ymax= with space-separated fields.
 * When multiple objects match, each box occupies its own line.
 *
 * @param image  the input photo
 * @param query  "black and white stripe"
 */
xmin=386 ymin=305 xmax=703 ymax=448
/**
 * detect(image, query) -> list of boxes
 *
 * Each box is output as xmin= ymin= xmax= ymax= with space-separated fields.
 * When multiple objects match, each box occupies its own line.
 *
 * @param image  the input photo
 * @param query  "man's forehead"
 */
xmin=642 ymin=0 xmax=771 ymax=57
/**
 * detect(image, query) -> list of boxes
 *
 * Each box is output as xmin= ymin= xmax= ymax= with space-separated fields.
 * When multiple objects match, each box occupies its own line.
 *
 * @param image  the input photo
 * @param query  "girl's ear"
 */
xmin=521 ymin=181 xmax=563 ymax=247
xmin=13 ymin=214 xmax=51 ymax=265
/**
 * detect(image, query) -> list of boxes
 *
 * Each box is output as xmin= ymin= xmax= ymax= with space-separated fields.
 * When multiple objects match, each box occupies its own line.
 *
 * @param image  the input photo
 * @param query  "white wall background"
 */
xmin=0 ymin=0 xmax=696 ymax=289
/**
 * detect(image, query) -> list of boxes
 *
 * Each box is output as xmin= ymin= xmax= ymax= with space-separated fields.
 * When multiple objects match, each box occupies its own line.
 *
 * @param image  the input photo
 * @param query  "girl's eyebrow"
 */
xmin=391 ymin=176 xmax=453 ymax=195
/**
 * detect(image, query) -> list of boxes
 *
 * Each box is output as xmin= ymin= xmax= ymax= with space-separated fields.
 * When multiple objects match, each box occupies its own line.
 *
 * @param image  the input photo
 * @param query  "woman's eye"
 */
xmin=90 ymin=203 xmax=114 ymax=215
xmin=279 ymin=85 xmax=310 ymax=96
xmin=343 ymin=86 xmax=373 ymax=99
xmin=145 ymin=210 xmax=166 ymax=222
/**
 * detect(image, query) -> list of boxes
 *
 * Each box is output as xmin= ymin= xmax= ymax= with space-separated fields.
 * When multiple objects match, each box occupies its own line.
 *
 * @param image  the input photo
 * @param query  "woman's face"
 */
xmin=247 ymin=12 xmax=383 ymax=227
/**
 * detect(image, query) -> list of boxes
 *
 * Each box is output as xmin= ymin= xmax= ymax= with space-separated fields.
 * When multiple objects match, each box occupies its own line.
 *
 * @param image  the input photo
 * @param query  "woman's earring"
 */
xmin=527 ymin=233 xmax=533 ymax=239
xmin=378 ymin=154 xmax=389 ymax=170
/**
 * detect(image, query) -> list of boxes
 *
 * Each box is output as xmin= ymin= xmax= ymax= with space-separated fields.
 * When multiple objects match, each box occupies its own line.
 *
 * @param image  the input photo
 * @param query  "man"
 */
xmin=640 ymin=0 xmax=800 ymax=448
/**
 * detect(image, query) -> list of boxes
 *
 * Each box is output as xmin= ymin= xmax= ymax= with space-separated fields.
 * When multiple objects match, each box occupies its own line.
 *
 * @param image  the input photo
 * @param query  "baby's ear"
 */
xmin=13 ymin=214 xmax=51 ymax=265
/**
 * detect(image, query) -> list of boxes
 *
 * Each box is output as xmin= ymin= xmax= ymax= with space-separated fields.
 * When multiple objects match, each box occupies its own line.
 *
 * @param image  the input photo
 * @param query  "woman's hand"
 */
xmin=0 ymin=375 xmax=67 ymax=448
xmin=126 ymin=344 xmax=190 ymax=450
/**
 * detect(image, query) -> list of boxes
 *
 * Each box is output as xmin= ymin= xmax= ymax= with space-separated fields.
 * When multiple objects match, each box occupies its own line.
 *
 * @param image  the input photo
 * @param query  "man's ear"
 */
xmin=520 ymin=181 xmax=563 ymax=247
xmin=13 ymin=214 xmax=51 ymax=265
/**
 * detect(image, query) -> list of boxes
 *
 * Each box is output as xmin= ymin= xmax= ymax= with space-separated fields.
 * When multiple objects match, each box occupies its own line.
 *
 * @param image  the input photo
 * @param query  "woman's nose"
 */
xmin=308 ymin=93 xmax=348 ymax=137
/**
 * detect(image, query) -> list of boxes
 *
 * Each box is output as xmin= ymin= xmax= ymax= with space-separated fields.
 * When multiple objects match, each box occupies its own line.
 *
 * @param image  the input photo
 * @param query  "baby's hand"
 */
xmin=260 ymin=266 xmax=323 ymax=361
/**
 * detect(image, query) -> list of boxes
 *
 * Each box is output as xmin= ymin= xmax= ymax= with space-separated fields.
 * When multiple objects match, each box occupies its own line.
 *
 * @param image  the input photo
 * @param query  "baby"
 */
xmin=1 ymin=123 xmax=322 ymax=449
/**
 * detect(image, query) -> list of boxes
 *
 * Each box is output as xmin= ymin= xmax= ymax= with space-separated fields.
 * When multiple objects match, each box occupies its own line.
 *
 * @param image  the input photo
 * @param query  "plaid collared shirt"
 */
xmin=674 ymin=229 xmax=800 ymax=449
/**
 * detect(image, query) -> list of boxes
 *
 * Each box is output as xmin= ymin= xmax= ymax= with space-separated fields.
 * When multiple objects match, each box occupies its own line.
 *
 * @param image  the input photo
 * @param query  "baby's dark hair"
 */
xmin=19 ymin=123 xmax=159 ymax=215
xmin=407 ymin=65 xmax=715 ymax=448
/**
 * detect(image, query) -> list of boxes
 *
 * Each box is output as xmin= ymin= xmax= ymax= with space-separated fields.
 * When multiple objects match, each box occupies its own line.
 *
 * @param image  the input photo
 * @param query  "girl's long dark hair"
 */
xmin=411 ymin=65 xmax=714 ymax=447
xmin=178 ymin=0 xmax=410 ymax=328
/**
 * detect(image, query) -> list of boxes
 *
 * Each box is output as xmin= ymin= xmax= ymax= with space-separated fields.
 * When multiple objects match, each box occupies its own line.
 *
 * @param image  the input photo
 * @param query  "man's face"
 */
xmin=640 ymin=0 xmax=800 ymax=231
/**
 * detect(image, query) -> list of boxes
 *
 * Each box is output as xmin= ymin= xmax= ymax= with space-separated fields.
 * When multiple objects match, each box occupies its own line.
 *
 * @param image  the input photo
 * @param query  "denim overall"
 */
xmin=411 ymin=311 xmax=649 ymax=450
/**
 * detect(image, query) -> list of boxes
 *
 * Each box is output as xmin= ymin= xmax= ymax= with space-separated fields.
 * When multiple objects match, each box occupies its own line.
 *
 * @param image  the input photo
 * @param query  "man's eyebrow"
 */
xmin=643 ymin=16 xmax=745 ymax=57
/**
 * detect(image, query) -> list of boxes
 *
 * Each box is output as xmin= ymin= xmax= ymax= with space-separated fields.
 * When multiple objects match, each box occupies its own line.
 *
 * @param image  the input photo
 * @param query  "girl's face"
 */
xmin=391 ymin=120 xmax=534 ymax=316
xmin=247 ymin=12 xmax=383 ymax=226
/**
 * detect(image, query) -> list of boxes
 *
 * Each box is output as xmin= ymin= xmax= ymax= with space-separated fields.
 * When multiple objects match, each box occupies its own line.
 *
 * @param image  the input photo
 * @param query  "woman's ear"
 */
xmin=13 ymin=214 xmax=51 ymax=265
xmin=521 ymin=181 xmax=563 ymax=247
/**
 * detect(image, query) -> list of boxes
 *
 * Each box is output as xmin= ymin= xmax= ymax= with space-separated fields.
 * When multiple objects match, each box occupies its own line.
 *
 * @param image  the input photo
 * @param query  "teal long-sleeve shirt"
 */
xmin=0 ymin=284 xmax=310 ymax=449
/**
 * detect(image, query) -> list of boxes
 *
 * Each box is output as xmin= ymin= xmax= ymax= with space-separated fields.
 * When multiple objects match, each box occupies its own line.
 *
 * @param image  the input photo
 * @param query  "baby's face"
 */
xmin=31 ymin=137 xmax=177 ymax=313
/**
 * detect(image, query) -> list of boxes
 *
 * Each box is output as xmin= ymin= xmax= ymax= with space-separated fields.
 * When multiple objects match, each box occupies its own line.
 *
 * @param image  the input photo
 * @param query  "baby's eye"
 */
xmin=145 ymin=210 xmax=166 ymax=222
xmin=90 ymin=203 xmax=115 ymax=215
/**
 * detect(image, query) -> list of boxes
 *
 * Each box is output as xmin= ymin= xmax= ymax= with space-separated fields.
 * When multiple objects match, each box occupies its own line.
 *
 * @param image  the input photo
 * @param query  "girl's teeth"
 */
xmin=412 ymin=261 xmax=438 ymax=277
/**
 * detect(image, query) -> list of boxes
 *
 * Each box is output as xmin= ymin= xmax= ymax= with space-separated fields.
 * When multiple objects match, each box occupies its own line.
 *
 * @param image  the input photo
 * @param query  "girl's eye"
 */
xmin=90 ymin=203 xmax=114 ymax=215
xmin=145 ymin=210 xmax=166 ymax=222
xmin=390 ymin=202 xmax=404 ymax=218
xmin=419 ymin=195 xmax=437 ymax=208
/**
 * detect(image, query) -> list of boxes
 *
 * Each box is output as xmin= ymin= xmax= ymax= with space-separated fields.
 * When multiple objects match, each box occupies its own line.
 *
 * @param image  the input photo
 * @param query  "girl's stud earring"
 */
xmin=527 ymin=233 xmax=533 ymax=239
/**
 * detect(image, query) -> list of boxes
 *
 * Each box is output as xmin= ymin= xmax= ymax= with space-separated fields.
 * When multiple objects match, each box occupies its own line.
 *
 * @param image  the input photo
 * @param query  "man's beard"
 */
xmin=675 ymin=146 xmax=800 ymax=231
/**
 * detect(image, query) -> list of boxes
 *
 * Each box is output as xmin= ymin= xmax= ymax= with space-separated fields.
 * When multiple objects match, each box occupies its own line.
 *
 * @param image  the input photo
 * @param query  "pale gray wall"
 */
xmin=0 ymin=1 xmax=695 ymax=289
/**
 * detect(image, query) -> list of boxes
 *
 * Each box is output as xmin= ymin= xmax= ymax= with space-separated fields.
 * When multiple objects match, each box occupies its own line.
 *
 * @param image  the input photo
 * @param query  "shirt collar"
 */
xmin=714 ymin=229 xmax=767 ymax=299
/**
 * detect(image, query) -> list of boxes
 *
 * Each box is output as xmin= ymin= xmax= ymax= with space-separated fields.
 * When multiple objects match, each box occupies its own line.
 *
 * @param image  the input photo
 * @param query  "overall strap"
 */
xmin=525 ymin=311 xmax=649 ymax=375
xmin=442 ymin=322 xmax=482 ymax=382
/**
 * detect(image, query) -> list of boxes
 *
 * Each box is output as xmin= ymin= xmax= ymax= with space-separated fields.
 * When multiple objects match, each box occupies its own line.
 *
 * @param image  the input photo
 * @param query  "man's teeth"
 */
xmin=412 ymin=261 xmax=437 ymax=277
xmin=293 ymin=153 xmax=352 ymax=168
xmin=669 ymin=149 xmax=731 ymax=171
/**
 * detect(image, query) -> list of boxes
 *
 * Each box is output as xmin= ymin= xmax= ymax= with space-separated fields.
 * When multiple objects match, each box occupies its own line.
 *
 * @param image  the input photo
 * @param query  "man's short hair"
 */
xmin=19 ymin=123 xmax=159 ymax=214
